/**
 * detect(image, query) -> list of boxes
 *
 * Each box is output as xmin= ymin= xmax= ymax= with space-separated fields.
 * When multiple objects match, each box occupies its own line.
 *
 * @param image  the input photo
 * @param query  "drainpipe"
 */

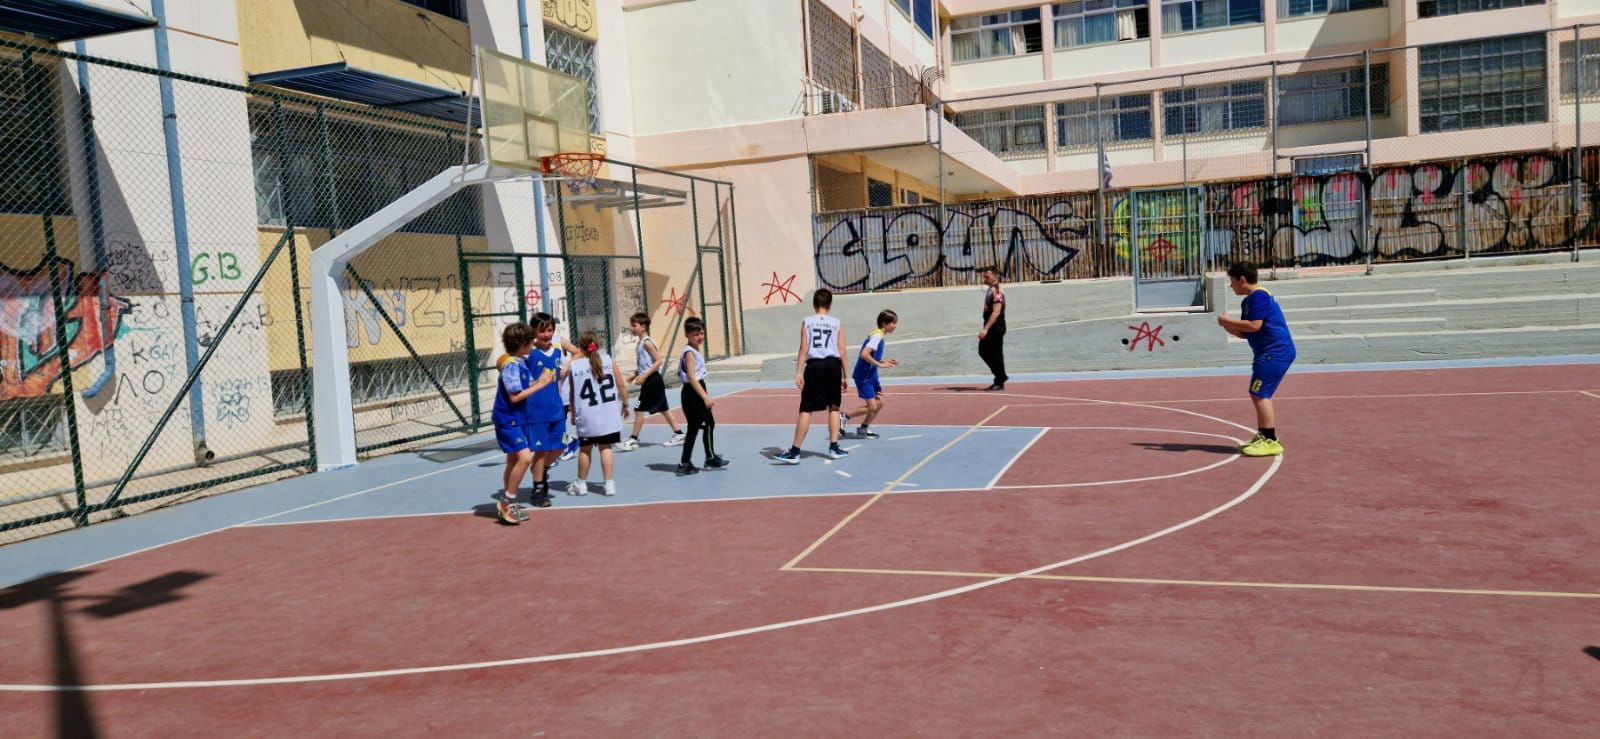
xmin=518 ymin=0 xmax=553 ymax=313
xmin=73 ymin=41 xmax=113 ymax=399
xmin=152 ymin=0 xmax=212 ymax=464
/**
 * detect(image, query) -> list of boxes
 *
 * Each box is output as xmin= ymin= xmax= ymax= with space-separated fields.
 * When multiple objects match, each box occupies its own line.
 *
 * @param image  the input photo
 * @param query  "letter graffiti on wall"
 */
xmin=813 ymin=204 xmax=1081 ymax=291
xmin=0 ymin=257 xmax=131 ymax=400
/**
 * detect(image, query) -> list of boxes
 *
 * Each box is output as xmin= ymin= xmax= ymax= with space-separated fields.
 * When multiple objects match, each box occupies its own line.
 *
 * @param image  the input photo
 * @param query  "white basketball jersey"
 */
xmin=635 ymin=336 xmax=657 ymax=375
xmin=567 ymin=354 xmax=623 ymax=438
xmin=803 ymin=314 xmax=841 ymax=360
xmin=678 ymin=346 xmax=706 ymax=384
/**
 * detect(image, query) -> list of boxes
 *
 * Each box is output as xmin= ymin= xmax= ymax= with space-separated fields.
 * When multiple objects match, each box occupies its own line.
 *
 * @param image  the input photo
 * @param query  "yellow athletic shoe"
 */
xmin=1238 ymin=433 xmax=1264 ymax=452
xmin=1240 ymin=437 xmax=1283 ymax=457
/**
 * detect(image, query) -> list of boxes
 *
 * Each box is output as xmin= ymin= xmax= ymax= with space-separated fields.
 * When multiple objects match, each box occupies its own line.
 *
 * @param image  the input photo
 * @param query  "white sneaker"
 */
xmin=616 ymin=438 xmax=639 ymax=452
xmin=565 ymin=480 xmax=588 ymax=496
xmin=664 ymin=431 xmax=687 ymax=447
xmin=601 ymin=480 xmax=616 ymax=497
xmin=559 ymin=449 xmax=578 ymax=462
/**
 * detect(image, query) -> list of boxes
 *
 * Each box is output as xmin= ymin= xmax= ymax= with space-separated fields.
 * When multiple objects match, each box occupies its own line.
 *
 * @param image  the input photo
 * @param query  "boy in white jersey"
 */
xmin=676 ymin=317 xmax=728 ymax=475
xmin=564 ymin=330 xmax=630 ymax=496
xmin=776 ymin=289 xmax=849 ymax=464
xmin=619 ymin=312 xmax=685 ymax=450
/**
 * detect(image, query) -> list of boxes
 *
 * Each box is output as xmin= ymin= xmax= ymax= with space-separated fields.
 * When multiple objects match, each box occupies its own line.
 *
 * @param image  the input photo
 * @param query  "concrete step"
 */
xmin=702 ymin=352 xmax=786 ymax=384
xmin=1248 ymin=261 xmax=1600 ymax=301
xmin=1293 ymin=317 xmax=1449 ymax=335
xmin=1281 ymin=293 xmax=1600 ymax=327
xmin=1274 ymin=288 xmax=1437 ymax=309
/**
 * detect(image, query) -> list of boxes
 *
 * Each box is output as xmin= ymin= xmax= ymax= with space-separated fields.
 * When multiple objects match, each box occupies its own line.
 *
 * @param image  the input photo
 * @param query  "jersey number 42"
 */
xmin=578 ymin=375 xmax=619 ymax=406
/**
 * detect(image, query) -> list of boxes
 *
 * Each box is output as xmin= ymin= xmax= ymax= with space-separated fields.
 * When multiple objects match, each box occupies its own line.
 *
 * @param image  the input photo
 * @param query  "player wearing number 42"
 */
xmin=564 ymin=331 xmax=630 ymax=497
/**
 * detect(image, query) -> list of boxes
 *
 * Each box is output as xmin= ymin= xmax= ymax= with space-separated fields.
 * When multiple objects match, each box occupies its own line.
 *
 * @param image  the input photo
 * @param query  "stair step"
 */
xmin=1273 ymin=289 xmax=1437 ymax=308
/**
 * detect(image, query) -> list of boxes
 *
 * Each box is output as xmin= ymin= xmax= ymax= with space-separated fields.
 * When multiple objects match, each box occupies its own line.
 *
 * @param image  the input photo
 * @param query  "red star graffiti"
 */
xmin=1145 ymin=237 xmax=1177 ymax=260
xmin=1126 ymin=321 xmax=1165 ymax=352
xmin=661 ymin=286 xmax=694 ymax=316
xmin=760 ymin=272 xmax=800 ymax=304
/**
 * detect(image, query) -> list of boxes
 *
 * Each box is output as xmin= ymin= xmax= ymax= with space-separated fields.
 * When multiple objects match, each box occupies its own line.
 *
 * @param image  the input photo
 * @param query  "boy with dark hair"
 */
xmin=676 ymin=316 xmax=728 ymax=475
xmin=978 ymin=267 xmax=1007 ymax=391
xmin=1217 ymin=261 xmax=1296 ymax=457
xmin=842 ymin=309 xmax=899 ymax=438
xmin=493 ymin=322 xmax=557 ymax=524
xmin=776 ymin=289 xmax=849 ymax=464
xmin=620 ymin=311 xmax=685 ymax=450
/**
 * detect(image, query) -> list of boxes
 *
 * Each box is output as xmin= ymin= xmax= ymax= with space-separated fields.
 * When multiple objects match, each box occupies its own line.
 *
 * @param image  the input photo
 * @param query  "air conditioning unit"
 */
xmin=817 ymin=89 xmax=857 ymax=115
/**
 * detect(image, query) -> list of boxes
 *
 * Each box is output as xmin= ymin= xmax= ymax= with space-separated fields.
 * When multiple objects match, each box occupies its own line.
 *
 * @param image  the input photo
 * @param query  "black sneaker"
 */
xmin=858 ymin=427 xmax=880 ymax=439
xmin=704 ymin=455 xmax=729 ymax=469
xmin=530 ymin=495 xmax=553 ymax=508
xmin=675 ymin=462 xmax=700 ymax=476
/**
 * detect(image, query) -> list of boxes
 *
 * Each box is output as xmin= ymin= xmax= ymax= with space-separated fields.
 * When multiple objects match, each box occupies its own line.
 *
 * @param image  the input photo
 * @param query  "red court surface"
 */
xmin=2 ymin=363 xmax=1599 ymax=735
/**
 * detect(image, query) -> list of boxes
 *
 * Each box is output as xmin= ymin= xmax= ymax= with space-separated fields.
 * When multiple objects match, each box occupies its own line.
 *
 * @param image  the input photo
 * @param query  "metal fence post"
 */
xmin=449 ymin=130 xmax=480 ymax=429
xmin=1095 ymin=84 xmax=1107 ymax=274
xmin=1576 ymin=24 xmax=1585 ymax=262
xmin=1363 ymin=50 xmax=1375 ymax=275
xmin=272 ymin=97 xmax=316 ymax=468
xmin=1459 ymin=158 xmax=1471 ymax=261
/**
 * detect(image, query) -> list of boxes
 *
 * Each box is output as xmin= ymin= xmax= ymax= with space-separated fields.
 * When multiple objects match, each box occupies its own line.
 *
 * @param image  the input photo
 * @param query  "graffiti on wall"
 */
xmin=0 ymin=257 xmax=131 ymax=400
xmin=814 ymin=204 xmax=1082 ymax=291
xmin=760 ymin=272 xmax=800 ymax=304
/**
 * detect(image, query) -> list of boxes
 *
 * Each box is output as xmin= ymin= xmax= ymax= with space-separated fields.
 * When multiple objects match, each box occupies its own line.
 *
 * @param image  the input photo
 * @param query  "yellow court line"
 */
xmin=780 ymin=405 xmax=1010 ymax=570
xmin=788 ymin=565 xmax=1600 ymax=600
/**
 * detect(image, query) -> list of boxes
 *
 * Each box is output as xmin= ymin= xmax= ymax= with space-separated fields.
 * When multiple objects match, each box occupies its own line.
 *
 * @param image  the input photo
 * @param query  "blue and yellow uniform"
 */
xmin=492 ymin=356 xmax=533 ymax=454
xmin=524 ymin=346 xmax=568 ymax=451
xmin=1241 ymin=287 xmax=1295 ymax=399
xmin=852 ymin=329 xmax=887 ymax=400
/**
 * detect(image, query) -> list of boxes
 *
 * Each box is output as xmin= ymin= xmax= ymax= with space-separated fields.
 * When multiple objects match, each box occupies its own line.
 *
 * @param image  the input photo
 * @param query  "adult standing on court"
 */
xmin=978 ymin=266 xmax=1007 ymax=391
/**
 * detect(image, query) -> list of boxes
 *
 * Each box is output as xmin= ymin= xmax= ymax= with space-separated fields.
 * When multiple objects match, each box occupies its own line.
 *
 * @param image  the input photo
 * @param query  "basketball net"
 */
xmin=541 ymin=152 xmax=602 ymax=194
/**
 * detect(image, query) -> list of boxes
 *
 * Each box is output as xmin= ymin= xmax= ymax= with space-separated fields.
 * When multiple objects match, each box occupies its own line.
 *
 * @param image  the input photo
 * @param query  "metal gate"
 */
xmin=1130 ymin=186 xmax=1207 ymax=311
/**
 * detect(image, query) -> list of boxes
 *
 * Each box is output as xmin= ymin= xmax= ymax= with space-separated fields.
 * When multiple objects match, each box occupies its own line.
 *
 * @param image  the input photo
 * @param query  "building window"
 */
xmin=1054 ymin=1 xmax=1149 ymax=48
xmin=1278 ymin=0 xmax=1384 ymax=18
xmin=1418 ymin=0 xmax=1543 ymax=19
xmin=1559 ymin=39 xmax=1600 ymax=96
xmin=1276 ymin=64 xmax=1389 ymax=125
xmin=868 ymin=178 xmax=895 ymax=207
xmin=1293 ymin=153 xmax=1364 ymax=175
xmin=902 ymin=190 xmax=923 ymax=205
xmin=1160 ymin=0 xmax=1262 ymax=34
xmin=1057 ymin=95 xmax=1153 ymax=147
xmin=0 ymin=56 xmax=71 ymax=216
xmin=544 ymin=26 xmax=600 ymax=135
xmin=400 ymin=0 xmax=466 ymax=21
xmin=271 ymin=351 xmax=489 ymax=419
xmin=1418 ymin=34 xmax=1546 ymax=133
xmin=248 ymin=102 xmax=483 ymax=235
xmin=954 ymin=106 xmax=1048 ymax=156
xmin=951 ymin=10 xmax=1044 ymax=62
xmin=890 ymin=0 xmax=937 ymax=39
xmin=1163 ymin=81 xmax=1267 ymax=134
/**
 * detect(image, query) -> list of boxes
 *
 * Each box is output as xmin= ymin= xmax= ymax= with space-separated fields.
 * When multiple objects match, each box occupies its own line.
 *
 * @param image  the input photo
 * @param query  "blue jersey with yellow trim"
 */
xmin=1241 ymin=288 xmax=1295 ymax=360
xmin=852 ymin=329 xmax=886 ymax=381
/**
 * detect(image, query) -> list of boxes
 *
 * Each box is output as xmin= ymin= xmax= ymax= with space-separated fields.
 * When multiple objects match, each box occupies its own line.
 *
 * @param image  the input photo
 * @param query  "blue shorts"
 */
xmin=495 ymin=422 xmax=531 ymax=455
xmin=526 ymin=418 xmax=567 ymax=452
xmin=1249 ymin=356 xmax=1294 ymax=399
xmin=855 ymin=376 xmax=882 ymax=400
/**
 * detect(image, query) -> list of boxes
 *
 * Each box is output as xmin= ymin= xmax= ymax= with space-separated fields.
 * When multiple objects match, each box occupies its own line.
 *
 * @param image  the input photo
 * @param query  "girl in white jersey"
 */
xmin=676 ymin=317 xmax=728 ymax=475
xmin=564 ymin=331 xmax=630 ymax=496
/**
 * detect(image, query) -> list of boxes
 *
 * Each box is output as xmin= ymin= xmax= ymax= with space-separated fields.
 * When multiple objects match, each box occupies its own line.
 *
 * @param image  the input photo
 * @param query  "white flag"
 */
xmin=1099 ymin=149 xmax=1113 ymax=190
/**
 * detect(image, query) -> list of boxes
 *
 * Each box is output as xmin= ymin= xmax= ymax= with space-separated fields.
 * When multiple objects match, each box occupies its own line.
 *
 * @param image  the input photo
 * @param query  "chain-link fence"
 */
xmin=816 ymin=23 xmax=1600 ymax=293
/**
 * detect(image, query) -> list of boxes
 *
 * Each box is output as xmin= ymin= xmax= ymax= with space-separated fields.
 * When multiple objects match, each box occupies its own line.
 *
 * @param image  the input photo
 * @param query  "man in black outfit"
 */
xmin=978 ymin=267 xmax=1007 ymax=391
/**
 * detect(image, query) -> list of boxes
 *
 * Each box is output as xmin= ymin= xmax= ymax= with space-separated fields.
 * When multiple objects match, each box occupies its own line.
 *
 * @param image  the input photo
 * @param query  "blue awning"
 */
xmin=249 ymin=62 xmax=479 ymax=127
xmin=0 ymin=0 xmax=157 ymax=41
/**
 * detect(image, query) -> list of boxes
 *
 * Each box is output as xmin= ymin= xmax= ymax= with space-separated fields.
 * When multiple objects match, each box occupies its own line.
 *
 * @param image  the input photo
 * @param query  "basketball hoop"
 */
xmin=541 ymin=152 xmax=603 ymax=193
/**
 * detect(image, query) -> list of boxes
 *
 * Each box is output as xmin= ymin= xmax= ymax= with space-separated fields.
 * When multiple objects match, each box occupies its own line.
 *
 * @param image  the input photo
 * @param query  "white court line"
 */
xmin=835 ymin=470 xmax=852 ymax=478
xmin=1582 ymin=390 xmax=1600 ymax=400
xmin=986 ymin=428 xmax=1047 ymax=490
xmin=886 ymin=434 xmax=922 ymax=441
xmin=844 ymin=444 xmax=862 ymax=451
xmin=0 ymin=455 xmax=1279 ymax=692
xmin=822 ymin=388 xmax=1588 ymax=405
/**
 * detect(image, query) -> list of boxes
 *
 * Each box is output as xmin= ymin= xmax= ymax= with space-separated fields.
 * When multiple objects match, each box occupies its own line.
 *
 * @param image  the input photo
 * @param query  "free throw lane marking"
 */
xmin=787 ymin=566 xmax=1600 ymax=600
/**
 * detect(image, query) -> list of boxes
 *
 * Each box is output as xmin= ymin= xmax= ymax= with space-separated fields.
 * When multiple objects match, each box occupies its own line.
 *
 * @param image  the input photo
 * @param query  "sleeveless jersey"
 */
xmin=567 ymin=354 xmax=623 ymax=438
xmin=802 ymin=314 xmax=841 ymax=360
xmin=852 ymin=329 xmax=886 ymax=381
xmin=635 ymin=336 xmax=658 ymax=376
xmin=678 ymin=345 xmax=707 ymax=384
xmin=525 ymin=345 xmax=565 ymax=421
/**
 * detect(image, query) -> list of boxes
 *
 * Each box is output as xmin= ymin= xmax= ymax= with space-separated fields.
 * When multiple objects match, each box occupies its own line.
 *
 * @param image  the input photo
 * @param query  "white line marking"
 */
xmin=986 ymin=428 xmax=1047 ymax=489
xmin=0 ymin=456 xmax=1279 ymax=692
xmin=853 ymin=389 xmax=1587 ymax=405
xmin=1582 ymin=390 xmax=1600 ymax=400
xmin=844 ymin=444 xmax=861 ymax=451
xmin=886 ymin=434 xmax=922 ymax=441
xmin=835 ymin=470 xmax=852 ymax=478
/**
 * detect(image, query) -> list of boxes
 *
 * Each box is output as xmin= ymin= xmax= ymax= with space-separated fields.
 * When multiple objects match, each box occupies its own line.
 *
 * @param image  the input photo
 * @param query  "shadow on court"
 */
xmin=1584 ymin=646 xmax=1600 ymax=662
xmin=416 ymin=440 xmax=500 ymax=464
xmin=0 ymin=569 xmax=212 ymax=739
xmin=1130 ymin=441 xmax=1240 ymax=455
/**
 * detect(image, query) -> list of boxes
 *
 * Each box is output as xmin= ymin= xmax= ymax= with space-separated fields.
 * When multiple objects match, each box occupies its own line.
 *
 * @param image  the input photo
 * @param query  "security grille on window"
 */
xmin=954 ymin=106 xmax=1048 ymax=156
xmin=1418 ymin=33 xmax=1547 ymax=133
xmin=1278 ymin=0 xmax=1384 ymax=18
xmin=1161 ymin=0 xmax=1262 ymax=33
xmin=951 ymin=10 xmax=1043 ymax=62
xmin=1293 ymin=153 xmax=1364 ymax=176
xmin=1418 ymin=0 xmax=1543 ymax=19
xmin=1559 ymin=39 xmax=1600 ymax=96
xmin=1277 ymin=64 xmax=1389 ymax=125
xmin=868 ymin=178 xmax=895 ymax=207
xmin=1057 ymin=95 xmax=1153 ymax=147
xmin=544 ymin=26 xmax=601 ymax=135
xmin=1054 ymin=1 xmax=1148 ymax=49
xmin=1162 ymin=81 xmax=1266 ymax=134
xmin=400 ymin=0 xmax=466 ymax=21
xmin=0 ymin=56 xmax=70 ymax=216
xmin=903 ymin=190 xmax=922 ymax=205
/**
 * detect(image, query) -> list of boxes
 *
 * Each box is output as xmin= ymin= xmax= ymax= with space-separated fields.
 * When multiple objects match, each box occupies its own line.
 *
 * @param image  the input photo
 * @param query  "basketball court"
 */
xmin=2 ymin=359 xmax=1598 ymax=735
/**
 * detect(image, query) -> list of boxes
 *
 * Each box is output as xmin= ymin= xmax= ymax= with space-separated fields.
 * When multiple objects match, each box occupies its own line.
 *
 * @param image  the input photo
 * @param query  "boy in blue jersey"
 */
xmin=523 ymin=313 xmax=570 ymax=506
xmin=842 ymin=310 xmax=899 ymax=438
xmin=493 ymin=322 xmax=557 ymax=524
xmin=1217 ymin=261 xmax=1296 ymax=457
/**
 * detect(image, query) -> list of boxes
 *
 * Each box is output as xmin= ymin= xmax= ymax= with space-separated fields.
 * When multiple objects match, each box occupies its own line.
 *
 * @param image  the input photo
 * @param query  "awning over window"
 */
xmin=249 ymin=62 xmax=478 ymax=126
xmin=0 ymin=0 xmax=157 ymax=41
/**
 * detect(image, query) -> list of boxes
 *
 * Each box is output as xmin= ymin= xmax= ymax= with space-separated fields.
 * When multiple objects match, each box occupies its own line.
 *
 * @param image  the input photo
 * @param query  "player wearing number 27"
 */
xmin=777 ymin=289 xmax=849 ymax=464
xmin=564 ymin=330 xmax=630 ymax=497
xmin=1216 ymin=261 xmax=1295 ymax=457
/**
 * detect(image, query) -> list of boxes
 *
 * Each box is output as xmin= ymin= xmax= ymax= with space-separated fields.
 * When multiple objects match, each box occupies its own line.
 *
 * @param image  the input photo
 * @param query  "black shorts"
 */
xmin=681 ymin=381 xmax=712 ymax=425
xmin=578 ymin=431 xmax=622 ymax=447
xmin=799 ymin=357 xmax=843 ymax=412
xmin=635 ymin=373 xmax=669 ymax=415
